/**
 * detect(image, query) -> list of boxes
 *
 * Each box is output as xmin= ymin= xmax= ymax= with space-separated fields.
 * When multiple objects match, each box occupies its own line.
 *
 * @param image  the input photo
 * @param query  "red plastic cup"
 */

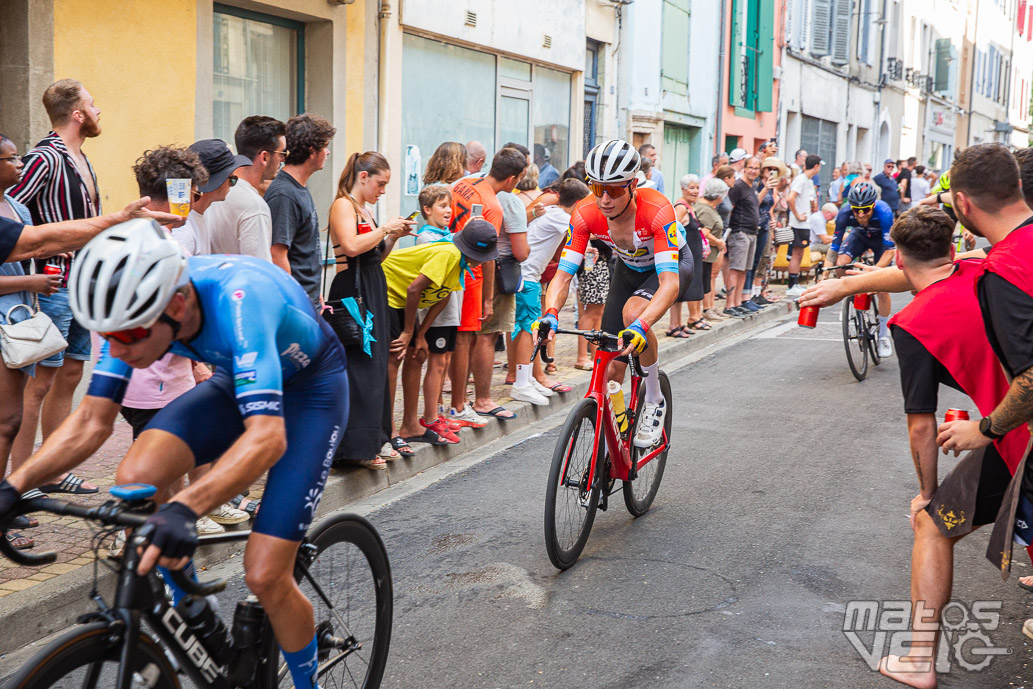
xmin=853 ymin=293 xmax=872 ymax=310
xmin=798 ymin=305 xmax=820 ymax=328
xmin=43 ymin=265 xmax=61 ymax=275
xmin=945 ymin=409 xmax=969 ymax=423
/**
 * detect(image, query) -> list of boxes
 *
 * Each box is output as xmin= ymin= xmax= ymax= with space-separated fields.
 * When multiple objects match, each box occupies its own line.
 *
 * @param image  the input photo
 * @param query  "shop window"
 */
xmin=213 ymin=4 xmax=304 ymax=144
xmin=534 ymin=67 xmax=571 ymax=172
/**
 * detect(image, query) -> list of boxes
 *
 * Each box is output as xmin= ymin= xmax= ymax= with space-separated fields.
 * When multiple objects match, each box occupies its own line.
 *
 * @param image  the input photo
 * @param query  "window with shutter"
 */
xmin=934 ymin=38 xmax=950 ymax=93
xmin=859 ymin=0 xmax=870 ymax=64
xmin=729 ymin=0 xmax=747 ymax=108
xmin=755 ymin=0 xmax=775 ymax=112
xmin=811 ymin=0 xmax=831 ymax=56
xmin=830 ymin=0 xmax=851 ymax=65
xmin=661 ymin=0 xmax=691 ymax=96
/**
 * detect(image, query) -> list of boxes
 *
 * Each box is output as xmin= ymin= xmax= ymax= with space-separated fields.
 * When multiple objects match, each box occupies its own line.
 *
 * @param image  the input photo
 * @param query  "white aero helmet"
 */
xmin=69 ymin=218 xmax=187 ymax=332
xmin=585 ymin=139 xmax=641 ymax=184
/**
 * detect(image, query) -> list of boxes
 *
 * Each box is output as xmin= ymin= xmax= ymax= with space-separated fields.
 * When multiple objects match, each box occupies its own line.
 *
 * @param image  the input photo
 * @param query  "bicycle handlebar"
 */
xmin=530 ymin=327 xmax=646 ymax=378
xmin=0 ymin=495 xmax=226 ymax=596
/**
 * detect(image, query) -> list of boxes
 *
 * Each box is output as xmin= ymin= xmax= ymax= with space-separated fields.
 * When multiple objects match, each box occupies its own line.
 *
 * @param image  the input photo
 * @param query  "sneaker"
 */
xmin=752 ymin=295 xmax=772 ymax=305
xmin=511 ymin=383 xmax=550 ymax=406
xmin=531 ymin=379 xmax=555 ymax=397
xmin=703 ymin=308 xmax=728 ymax=321
xmin=421 ymin=416 xmax=460 ymax=443
xmin=785 ymin=285 xmax=804 ymax=298
xmin=209 ymin=502 xmax=249 ymax=525
xmin=877 ymin=336 xmax=893 ymax=359
xmin=634 ymin=400 xmax=667 ymax=448
xmin=448 ymin=403 xmax=489 ymax=428
xmin=1023 ymin=618 xmax=1033 ymax=642
xmin=723 ymin=307 xmax=746 ymax=318
xmin=740 ymin=300 xmax=761 ymax=312
xmin=196 ymin=515 xmax=225 ymax=535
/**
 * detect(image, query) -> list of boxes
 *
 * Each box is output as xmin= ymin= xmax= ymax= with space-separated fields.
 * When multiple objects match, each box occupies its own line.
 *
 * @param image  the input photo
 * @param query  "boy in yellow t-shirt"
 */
xmin=382 ymin=219 xmax=498 ymax=447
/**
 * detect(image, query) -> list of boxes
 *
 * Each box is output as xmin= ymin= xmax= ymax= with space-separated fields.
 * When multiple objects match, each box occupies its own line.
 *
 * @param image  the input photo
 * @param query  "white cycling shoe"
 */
xmin=633 ymin=399 xmax=667 ymax=448
xmin=877 ymin=336 xmax=893 ymax=359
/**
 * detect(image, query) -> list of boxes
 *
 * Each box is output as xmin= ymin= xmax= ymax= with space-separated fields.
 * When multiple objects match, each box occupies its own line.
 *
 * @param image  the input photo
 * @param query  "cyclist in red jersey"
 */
xmin=534 ymin=140 xmax=692 ymax=448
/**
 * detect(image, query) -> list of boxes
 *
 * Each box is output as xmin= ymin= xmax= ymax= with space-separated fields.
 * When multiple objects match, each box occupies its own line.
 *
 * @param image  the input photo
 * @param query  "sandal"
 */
xmin=39 ymin=472 xmax=98 ymax=495
xmin=4 ymin=531 xmax=34 ymax=549
xmin=353 ymin=458 xmax=387 ymax=471
xmin=379 ymin=443 xmax=401 ymax=460
xmin=574 ymin=363 xmax=593 ymax=371
xmin=405 ymin=429 xmax=450 ymax=446
xmin=689 ymin=319 xmax=712 ymax=331
xmin=229 ymin=494 xmax=261 ymax=518
xmin=545 ymin=363 xmax=558 ymax=373
xmin=665 ymin=326 xmax=693 ymax=339
xmin=390 ymin=436 xmax=416 ymax=457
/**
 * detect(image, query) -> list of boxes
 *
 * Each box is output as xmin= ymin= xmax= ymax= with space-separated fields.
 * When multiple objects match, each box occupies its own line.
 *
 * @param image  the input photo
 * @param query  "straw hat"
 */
xmin=761 ymin=157 xmax=789 ymax=178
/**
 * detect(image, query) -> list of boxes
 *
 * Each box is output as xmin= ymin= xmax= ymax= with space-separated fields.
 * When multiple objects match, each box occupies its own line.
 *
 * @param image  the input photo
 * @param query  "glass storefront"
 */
xmin=533 ymin=67 xmax=571 ymax=171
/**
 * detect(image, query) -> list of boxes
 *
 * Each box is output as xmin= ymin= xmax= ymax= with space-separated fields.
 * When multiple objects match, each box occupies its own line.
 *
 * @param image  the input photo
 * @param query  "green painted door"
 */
xmin=663 ymin=123 xmax=701 ymax=203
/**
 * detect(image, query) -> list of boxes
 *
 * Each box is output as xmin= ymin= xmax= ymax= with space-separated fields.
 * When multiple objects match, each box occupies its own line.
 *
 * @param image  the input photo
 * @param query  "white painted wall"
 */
xmin=399 ymin=0 xmax=585 ymax=71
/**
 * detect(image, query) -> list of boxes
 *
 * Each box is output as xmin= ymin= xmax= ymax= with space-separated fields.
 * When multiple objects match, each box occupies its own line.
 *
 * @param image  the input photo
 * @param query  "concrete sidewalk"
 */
xmin=0 ymin=294 xmax=796 ymax=652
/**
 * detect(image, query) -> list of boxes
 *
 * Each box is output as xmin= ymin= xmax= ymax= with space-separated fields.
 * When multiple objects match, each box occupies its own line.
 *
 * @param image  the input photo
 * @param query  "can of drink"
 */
xmin=798 ymin=305 xmax=820 ymax=328
xmin=43 ymin=264 xmax=61 ymax=275
xmin=945 ymin=408 xmax=970 ymax=423
xmin=853 ymin=293 xmax=872 ymax=310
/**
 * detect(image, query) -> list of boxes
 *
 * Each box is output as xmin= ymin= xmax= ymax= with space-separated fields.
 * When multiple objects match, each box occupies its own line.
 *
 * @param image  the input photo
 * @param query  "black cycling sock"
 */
xmin=788 ymin=273 xmax=799 ymax=289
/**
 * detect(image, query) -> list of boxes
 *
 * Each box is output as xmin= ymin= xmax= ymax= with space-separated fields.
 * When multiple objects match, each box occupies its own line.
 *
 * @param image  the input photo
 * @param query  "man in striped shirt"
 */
xmin=8 ymin=79 xmax=103 ymax=495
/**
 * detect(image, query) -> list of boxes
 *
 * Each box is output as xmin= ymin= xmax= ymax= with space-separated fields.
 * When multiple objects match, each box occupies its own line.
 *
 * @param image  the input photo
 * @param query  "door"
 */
xmin=499 ymin=92 xmax=530 ymax=150
xmin=662 ymin=123 xmax=701 ymax=203
xmin=801 ymin=115 xmax=838 ymax=203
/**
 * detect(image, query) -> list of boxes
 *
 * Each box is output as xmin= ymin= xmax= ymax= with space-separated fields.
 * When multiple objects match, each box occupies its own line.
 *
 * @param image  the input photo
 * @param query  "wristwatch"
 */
xmin=979 ymin=416 xmax=1005 ymax=440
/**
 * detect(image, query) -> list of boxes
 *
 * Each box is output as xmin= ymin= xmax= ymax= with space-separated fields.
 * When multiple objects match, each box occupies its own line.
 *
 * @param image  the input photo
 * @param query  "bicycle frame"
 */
xmin=537 ymin=328 xmax=669 ymax=498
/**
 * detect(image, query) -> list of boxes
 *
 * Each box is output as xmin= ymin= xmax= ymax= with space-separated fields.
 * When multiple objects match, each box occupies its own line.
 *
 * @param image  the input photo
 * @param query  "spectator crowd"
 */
xmin=0 ymin=77 xmax=977 ymax=548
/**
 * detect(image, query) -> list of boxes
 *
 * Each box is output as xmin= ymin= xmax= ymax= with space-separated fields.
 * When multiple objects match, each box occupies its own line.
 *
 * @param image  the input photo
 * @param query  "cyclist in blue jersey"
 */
xmin=0 ymin=219 xmax=346 ymax=689
xmin=824 ymin=181 xmax=896 ymax=358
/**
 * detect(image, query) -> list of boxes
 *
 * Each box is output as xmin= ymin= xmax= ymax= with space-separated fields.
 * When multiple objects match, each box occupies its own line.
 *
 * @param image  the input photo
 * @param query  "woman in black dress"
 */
xmin=327 ymin=152 xmax=415 ymax=469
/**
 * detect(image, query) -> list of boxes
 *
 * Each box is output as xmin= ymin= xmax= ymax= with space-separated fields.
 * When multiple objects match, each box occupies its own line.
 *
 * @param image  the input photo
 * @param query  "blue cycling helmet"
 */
xmin=847 ymin=181 xmax=878 ymax=208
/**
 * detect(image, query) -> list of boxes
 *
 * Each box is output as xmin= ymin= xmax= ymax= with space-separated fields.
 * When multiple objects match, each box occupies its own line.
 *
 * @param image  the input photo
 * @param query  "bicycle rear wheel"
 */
xmin=5 ymin=622 xmax=180 ymax=689
xmin=277 ymin=513 xmax=393 ymax=689
xmin=623 ymin=371 xmax=672 ymax=516
xmin=544 ymin=398 xmax=602 ymax=570
xmin=842 ymin=299 xmax=868 ymax=381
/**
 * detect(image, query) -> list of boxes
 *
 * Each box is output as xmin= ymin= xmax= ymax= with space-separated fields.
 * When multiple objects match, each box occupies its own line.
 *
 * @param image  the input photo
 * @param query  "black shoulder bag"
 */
xmin=321 ymin=232 xmax=369 ymax=351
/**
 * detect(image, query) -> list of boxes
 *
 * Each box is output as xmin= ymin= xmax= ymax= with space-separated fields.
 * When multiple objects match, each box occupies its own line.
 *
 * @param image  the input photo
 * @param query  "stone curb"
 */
xmin=0 ymin=301 xmax=793 ymax=653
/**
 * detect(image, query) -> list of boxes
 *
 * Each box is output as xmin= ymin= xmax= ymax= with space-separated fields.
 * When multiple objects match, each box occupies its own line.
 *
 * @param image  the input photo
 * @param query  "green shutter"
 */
xmin=934 ymin=38 xmax=950 ymax=92
xmin=729 ymin=0 xmax=746 ymax=108
xmin=755 ymin=0 xmax=775 ymax=112
xmin=661 ymin=0 xmax=691 ymax=96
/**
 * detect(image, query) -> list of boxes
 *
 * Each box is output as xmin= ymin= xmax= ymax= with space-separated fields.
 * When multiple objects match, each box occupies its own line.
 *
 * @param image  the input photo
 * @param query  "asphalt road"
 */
xmin=7 ymin=303 xmax=1032 ymax=688
xmin=225 ymin=302 xmax=1032 ymax=688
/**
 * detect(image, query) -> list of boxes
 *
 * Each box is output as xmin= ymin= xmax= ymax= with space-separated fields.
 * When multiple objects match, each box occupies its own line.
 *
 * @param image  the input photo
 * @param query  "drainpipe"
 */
xmin=715 ymin=0 xmax=727 ymax=154
xmin=378 ymin=0 xmax=394 ymax=216
xmin=964 ymin=6 xmax=979 ymax=146
xmin=874 ymin=0 xmax=887 ymax=161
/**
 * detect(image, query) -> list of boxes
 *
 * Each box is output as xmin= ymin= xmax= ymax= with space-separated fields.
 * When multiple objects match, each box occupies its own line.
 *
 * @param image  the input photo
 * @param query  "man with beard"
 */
xmin=8 ymin=79 xmax=104 ymax=496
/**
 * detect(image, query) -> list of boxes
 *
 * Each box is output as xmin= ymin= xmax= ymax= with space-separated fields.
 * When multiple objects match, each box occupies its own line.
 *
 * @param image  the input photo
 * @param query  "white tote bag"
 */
xmin=0 ymin=301 xmax=67 ymax=369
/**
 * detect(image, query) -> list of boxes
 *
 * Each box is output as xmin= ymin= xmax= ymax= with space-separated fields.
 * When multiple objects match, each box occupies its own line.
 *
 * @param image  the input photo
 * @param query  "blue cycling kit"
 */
xmin=831 ymin=200 xmax=896 ymax=262
xmin=87 ymin=255 xmax=349 ymax=541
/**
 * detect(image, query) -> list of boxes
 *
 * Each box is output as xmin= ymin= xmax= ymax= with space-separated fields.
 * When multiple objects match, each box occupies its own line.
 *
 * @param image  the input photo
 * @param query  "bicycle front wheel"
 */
xmin=866 ymin=304 xmax=882 ymax=366
xmin=5 ymin=622 xmax=180 ymax=689
xmin=623 ymin=370 xmax=672 ymax=516
xmin=544 ymin=398 xmax=602 ymax=570
xmin=279 ymin=513 xmax=393 ymax=689
xmin=842 ymin=299 xmax=868 ymax=381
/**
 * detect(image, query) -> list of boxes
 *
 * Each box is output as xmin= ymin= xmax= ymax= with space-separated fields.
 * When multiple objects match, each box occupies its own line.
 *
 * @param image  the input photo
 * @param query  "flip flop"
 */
xmin=4 ymin=531 xmax=34 ymax=549
xmin=404 ymin=429 xmax=450 ymax=446
xmin=545 ymin=363 xmax=558 ymax=373
xmin=1018 ymin=578 xmax=1033 ymax=593
xmin=12 ymin=515 xmax=38 ymax=529
xmin=352 ymin=458 xmax=387 ymax=471
xmin=475 ymin=406 xmax=517 ymax=420
xmin=39 ymin=473 xmax=98 ymax=495
xmin=229 ymin=494 xmax=261 ymax=518
xmin=548 ymin=383 xmax=573 ymax=393
xmin=574 ymin=363 xmax=593 ymax=371
xmin=390 ymin=436 xmax=416 ymax=457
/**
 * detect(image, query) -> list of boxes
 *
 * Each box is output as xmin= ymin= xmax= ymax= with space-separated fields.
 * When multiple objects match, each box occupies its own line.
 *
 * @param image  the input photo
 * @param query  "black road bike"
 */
xmin=0 ymin=486 xmax=392 ymax=689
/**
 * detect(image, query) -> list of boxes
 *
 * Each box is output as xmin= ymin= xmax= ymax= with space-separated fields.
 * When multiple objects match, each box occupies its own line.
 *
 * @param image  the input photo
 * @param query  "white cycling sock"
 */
xmin=878 ymin=315 xmax=889 ymax=339
xmin=642 ymin=362 xmax=663 ymax=403
xmin=515 ymin=363 xmax=532 ymax=388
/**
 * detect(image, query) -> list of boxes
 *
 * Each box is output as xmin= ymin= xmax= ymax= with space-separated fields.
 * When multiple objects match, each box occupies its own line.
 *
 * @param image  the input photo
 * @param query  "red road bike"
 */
xmin=533 ymin=328 xmax=672 ymax=570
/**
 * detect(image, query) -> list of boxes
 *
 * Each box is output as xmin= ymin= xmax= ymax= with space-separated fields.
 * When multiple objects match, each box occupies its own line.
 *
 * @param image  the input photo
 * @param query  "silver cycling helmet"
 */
xmin=69 ymin=218 xmax=187 ymax=332
xmin=585 ymin=139 xmax=641 ymax=184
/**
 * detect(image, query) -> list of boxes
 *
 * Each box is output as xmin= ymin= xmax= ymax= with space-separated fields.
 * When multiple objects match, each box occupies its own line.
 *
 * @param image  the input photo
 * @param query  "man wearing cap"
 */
xmin=174 ymin=139 xmax=252 ymax=257
xmin=728 ymin=148 xmax=748 ymax=179
xmin=873 ymin=159 xmax=902 ymax=216
xmin=382 ymin=219 xmax=498 ymax=445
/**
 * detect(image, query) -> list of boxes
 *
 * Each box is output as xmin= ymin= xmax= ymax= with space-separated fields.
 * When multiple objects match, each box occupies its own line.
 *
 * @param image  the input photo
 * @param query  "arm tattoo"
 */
xmin=913 ymin=450 xmax=925 ymax=493
xmin=990 ymin=368 xmax=1033 ymax=434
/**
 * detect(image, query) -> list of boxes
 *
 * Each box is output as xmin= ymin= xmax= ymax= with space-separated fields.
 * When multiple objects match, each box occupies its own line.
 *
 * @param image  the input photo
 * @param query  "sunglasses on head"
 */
xmin=588 ymin=180 xmax=633 ymax=199
xmin=851 ymin=204 xmax=875 ymax=214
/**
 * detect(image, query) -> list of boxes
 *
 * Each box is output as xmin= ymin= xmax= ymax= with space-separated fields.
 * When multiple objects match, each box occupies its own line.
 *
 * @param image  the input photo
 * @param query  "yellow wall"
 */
xmin=344 ymin=0 xmax=365 ymax=157
xmin=53 ymin=0 xmax=197 ymax=212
